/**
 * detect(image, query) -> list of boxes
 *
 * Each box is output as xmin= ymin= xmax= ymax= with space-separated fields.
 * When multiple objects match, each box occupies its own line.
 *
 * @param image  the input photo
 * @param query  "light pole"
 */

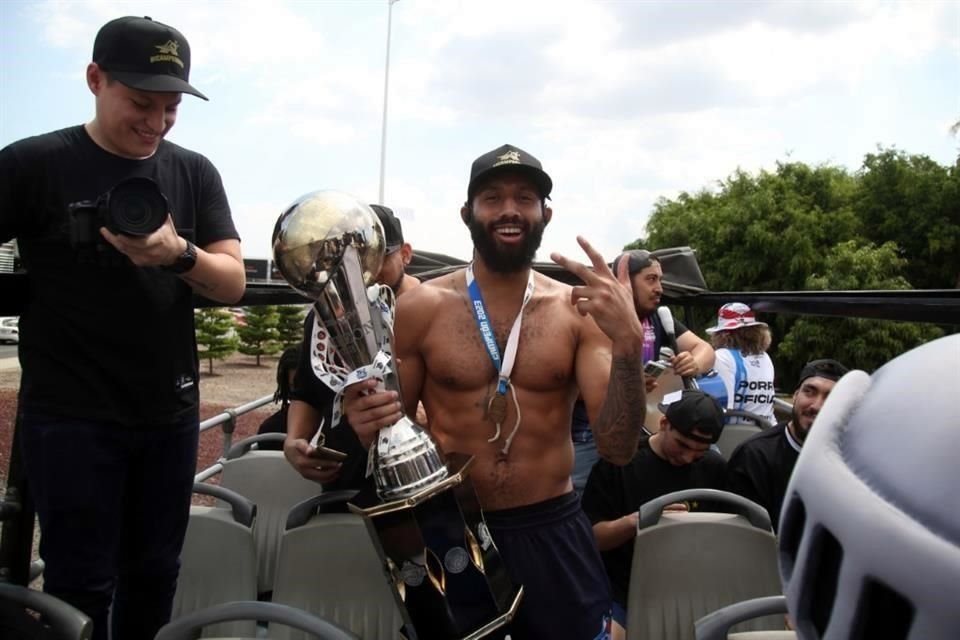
xmin=378 ymin=0 xmax=399 ymax=205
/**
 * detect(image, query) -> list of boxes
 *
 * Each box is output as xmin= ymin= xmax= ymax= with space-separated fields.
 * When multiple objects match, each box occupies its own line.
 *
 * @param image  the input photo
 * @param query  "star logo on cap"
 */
xmin=155 ymin=40 xmax=180 ymax=56
xmin=496 ymin=150 xmax=521 ymax=165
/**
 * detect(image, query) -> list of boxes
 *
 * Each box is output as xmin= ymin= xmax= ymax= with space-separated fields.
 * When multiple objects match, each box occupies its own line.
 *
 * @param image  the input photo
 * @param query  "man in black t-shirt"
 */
xmin=582 ymin=389 xmax=727 ymax=633
xmin=0 ymin=17 xmax=244 ymax=640
xmin=612 ymin=250 xmax=714 ymax=385
xmin=726 ymin=358 xmax=849 ymax=532
xmin=283 ymin=205 xmax=420 ymax=492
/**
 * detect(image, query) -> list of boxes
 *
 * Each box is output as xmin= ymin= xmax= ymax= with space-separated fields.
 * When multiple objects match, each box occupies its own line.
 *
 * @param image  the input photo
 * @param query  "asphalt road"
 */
xmin=0 ymin=345 xmax=18 ymax=360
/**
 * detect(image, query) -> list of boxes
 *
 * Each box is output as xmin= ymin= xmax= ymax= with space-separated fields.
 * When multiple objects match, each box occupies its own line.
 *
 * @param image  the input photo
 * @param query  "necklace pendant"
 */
xmin=488 ymin=393 xmax=508 ymax=424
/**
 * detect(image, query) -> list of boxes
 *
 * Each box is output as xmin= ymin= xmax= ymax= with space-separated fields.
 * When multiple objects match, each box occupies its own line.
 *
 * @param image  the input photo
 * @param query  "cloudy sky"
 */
xmin=1 ymin=0 xmax=957 ymax=264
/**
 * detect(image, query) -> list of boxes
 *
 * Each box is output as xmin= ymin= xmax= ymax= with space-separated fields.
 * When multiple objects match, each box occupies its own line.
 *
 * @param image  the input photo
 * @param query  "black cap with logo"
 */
xmin=657 ymin=389 xmax=726 ymax=444
xmin=370 ymin=204 xmax=404 ymax=254
xmin=467 ymin=144 xmax=553 ymax=201
xmin=93 ymin=16 xmax=208 ymax=100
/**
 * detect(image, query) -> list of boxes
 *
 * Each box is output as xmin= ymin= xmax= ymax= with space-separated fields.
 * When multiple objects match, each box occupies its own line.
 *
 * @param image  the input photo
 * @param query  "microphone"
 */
xmin=656 ymin=306 xmax=698 ymax=390
xmin=656 ymin=306 xmax=678 ymax=353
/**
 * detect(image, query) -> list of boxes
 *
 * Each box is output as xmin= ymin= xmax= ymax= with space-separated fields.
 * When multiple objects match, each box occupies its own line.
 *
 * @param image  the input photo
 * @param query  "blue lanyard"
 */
xmin=465 ymin=264 xmax=535 ymax=397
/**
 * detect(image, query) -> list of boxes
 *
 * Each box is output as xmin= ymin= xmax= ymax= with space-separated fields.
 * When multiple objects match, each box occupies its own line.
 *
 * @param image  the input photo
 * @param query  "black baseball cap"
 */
xmin=797 ymin=359 xmax=849 ymax=389
xmin=93 ymin=16 xmax=208 ymax=100
xmin=370 ymin=204 xmax=404 ymax=254
xmin=467 ymin=144 xmax=553 ymax=201
xmin=657 ymin=389 xmax=725 ymax=444
xmin=611 ymin=249 xmax=659 ymax=276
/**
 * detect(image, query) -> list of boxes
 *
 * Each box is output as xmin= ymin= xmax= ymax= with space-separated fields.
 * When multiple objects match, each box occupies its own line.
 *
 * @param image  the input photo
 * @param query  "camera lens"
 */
xmin=107 ymin=177 xmax=169 ymax=236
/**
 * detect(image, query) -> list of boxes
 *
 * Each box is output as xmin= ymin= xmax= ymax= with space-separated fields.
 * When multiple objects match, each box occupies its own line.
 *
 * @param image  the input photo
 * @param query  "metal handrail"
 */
xmin=199 ymin=394 xmax=275 ymax=434
xmin=194 ymin=394 xmax=277 ymax=483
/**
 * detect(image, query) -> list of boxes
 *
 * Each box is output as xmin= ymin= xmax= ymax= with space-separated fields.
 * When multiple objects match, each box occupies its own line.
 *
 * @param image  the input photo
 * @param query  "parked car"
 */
xmin=0 ymin=316 xmax=18 ymax=344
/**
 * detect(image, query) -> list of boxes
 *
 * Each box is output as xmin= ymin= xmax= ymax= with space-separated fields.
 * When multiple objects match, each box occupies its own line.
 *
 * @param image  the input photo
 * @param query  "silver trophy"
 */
xmin=272 ymin=190 xmax=448 ymax=499
xmin=272 ymin=190 xmax=522 ymax=639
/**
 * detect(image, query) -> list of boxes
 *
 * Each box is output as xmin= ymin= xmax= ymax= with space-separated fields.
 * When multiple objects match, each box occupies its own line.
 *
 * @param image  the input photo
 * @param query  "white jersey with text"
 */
xmin=714 ymin=348 xmax=776 ymax=425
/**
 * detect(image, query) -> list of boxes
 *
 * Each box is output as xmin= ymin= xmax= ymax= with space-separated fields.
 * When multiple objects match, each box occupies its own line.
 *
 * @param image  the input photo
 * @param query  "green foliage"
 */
xmin=635 ymin=148 xmax=953 ymax=389
xmin=237 ymin=305 xmax=281 ymax=365
xmin=778 ymin=241 xmax=942 ymax=383
xmin=645 ymin=162 xmax=861 ymax=292
xmin=195 ymin=307 xmax=238 ymax=374
xmin=276 ymin=304 xmax=308 ymax=348
xmin=855 ymin=149 xmax=960 ymax=289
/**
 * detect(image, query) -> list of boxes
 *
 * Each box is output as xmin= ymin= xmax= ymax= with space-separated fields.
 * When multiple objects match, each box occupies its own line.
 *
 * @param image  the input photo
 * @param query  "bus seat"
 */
xmin=219 ymin=436 xmax=323 ymax=595
xmin=171 ymin=483 xmax=258 ymax=638
xmin=270 ymin=492 xmax=404 ymax=640
xmin=155 ymin=601 xmax=358 ymax=640
xmin=626 ymin=490 xmax=785 ymax=640
xmin=0 ymin=582 xmax=92 ymax=640
xmin=695 ymin=596 xmax=796 ymax=640
xmin=716 ymin=423 xmax=763 ymax=461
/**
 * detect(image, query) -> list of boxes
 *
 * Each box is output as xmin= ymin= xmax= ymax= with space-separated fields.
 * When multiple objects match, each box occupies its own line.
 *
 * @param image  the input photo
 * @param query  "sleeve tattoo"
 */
xmin=592 ymin=354 xmax=646 ymax=465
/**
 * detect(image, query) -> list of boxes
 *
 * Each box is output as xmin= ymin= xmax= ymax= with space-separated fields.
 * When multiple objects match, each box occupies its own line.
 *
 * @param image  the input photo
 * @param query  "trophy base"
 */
xmin=350 ymin=454 xmax=523 ymax=639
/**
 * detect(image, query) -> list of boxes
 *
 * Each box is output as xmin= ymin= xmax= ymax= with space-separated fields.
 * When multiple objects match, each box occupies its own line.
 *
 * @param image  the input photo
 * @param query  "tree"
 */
xmin=634 ymin=152 xmax=952 ymax=390
xmin=195 ymin=307 xmax=238 ymax=374
xmin=237 ymin=305 xmax=281 ymax=365
xmin=777 ymin=241 xmax=942 ymax=385
xmin=276 ymin=304 xmax=308 ymax=348
xmin=644 ymin=161 xmax=861 ymax=292
xmin=855 ymin=149 xmax=960 ymax=289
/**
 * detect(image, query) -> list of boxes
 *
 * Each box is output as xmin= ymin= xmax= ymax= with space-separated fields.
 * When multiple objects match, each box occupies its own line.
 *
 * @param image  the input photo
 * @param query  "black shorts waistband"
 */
xmin=483 ymin=491 xmax=581 ymax=531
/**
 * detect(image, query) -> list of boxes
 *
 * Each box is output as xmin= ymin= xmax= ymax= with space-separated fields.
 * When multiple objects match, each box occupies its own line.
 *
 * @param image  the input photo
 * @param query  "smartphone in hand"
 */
xmin=310 ymin=445 xmax=348 ymax=462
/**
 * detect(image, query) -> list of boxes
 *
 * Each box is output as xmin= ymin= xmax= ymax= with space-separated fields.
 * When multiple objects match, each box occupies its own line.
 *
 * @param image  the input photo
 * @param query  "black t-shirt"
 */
xmin=255 ymin=405 xmax=288 ymax=451
xmin=726 ymin=423 xmax=799 ymax=532
xmin=581 ymin=435 xmax=727 ymax=605
xmin=289 ymin=310 xmax=371 ymax=492
xmin=0 ymin=125 xmax=238 ymax=425
xmin=650 ymin=313 xmax=689 ymax=361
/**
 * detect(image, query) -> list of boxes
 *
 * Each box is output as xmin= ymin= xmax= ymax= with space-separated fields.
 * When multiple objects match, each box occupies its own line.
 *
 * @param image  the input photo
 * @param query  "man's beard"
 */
xmin=468 ymin=215 xmax=546 ymax=274
xmin=790 ymin=406 xmax=812 ymax=444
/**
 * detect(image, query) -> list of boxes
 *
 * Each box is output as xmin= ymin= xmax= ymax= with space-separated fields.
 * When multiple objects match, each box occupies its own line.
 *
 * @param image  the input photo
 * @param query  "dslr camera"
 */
xmin=68 ymin=176 xmax=169 ymax=249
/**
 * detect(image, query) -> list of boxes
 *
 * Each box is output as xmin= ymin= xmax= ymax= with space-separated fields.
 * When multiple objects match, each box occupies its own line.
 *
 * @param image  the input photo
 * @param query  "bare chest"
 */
xmin=422 ymin=295 xmax=577 ymax=393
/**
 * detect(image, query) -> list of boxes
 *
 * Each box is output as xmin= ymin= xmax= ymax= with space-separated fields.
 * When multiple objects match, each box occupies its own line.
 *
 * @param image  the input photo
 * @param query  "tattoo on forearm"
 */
xmin=181 ymin=275 xmax=218 ymax=293
xmin=593 ymin=354 xmax=645 ymax=465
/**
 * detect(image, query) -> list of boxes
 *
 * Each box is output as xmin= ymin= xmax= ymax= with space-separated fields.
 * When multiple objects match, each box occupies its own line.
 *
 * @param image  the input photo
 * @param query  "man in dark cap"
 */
xmin=341 ymin=143 xmax=647 ymax=638
xmin=582 ymin=389 xmax=728 ymax=634
xmin=0 ymin=15 xmax=244 ymax=640
xmin=727 ymin=358 xmax=849 ymax=531
xmin=612 ymin=249 xmax=714 ymax=386
xmin=370 ymin=204 xmax=419 ymax=296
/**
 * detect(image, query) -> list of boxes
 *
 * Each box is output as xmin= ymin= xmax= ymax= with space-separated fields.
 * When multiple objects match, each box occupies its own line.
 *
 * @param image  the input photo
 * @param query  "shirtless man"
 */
xmin=344 ymin=144 xmax=646 ymax=639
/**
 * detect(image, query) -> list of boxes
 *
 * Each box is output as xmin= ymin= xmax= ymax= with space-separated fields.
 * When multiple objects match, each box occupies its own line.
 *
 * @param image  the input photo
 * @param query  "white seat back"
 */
xmin=626 ymin=490 xmax=785 ymax=640
xmin=270 ymin=494 xmax=404 ymax=640
xmin=219 ymin=450 xmax=322 ymax=594
xmin=172 ymin=485 xmax=258 ymax=638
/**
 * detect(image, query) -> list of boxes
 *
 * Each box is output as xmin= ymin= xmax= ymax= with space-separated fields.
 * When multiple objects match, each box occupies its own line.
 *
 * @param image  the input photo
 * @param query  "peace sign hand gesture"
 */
xmin=550 ymin=236 xmax=644 ymax=348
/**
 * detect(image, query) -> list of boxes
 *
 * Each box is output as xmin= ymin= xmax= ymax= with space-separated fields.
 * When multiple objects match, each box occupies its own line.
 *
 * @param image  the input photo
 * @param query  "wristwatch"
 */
xmin=163 ymin=239 xmax=198 ymax=274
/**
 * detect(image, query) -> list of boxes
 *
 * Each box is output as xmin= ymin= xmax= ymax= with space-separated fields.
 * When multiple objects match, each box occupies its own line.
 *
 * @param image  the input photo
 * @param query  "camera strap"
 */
xmin=465 ymin=263 xmax=535 ymax=456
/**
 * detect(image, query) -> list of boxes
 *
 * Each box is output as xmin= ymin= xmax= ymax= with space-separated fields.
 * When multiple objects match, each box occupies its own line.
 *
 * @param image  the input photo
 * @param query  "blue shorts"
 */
xmin=484 ymin=492 xmax=612 ymax=640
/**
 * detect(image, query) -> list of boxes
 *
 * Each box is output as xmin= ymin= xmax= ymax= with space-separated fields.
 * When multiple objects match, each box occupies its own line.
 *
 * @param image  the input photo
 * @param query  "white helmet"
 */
xmin=778 ymin=334 xmax=960 ymax=639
